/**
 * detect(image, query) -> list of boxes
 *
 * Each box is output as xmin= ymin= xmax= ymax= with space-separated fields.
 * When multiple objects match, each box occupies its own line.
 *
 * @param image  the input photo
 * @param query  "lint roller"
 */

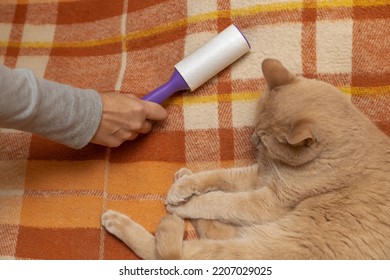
xmin=142 ymin=24 xmax=251 ymax=104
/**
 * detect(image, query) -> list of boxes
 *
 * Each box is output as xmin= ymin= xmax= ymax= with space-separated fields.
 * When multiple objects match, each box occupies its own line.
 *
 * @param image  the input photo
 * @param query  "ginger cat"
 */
xmin=102 ymin=59 xmax=390 ymax=259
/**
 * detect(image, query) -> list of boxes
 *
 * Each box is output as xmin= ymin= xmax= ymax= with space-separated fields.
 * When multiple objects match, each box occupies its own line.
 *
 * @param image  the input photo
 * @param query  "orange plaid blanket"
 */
xmin=0 ymin=0 xmax=389 ymax=260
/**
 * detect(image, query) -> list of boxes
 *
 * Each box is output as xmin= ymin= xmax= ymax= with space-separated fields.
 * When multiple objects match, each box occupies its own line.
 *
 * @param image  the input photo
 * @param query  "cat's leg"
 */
xmin=180 ymin=238 xmax=270 ymax=259
xmin=167 ymin=187 xmax=287 ymax=226
xmin=155 ymin=214 xmax=185 ymax=259
xmin=180 ymin=225 xmax=312 ymax=260
xmin=167 ymin=166 xmax=284 ymax=226
xmin=108 ymin=220 xmax=248 ymax=260
xmin=171 ymin=167 xmax=244 ymax=239
xmin=166 ymin=164 xmax=261 ymax=206
xmin=101 ymin=210 xmax=157 ymax=259
xmin=190 ymin=219 xmax=241 ymax=240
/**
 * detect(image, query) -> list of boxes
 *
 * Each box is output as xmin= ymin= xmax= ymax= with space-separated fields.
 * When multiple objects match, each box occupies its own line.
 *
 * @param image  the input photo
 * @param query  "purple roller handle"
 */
xmin=142 ymin=69 xmax=190 ymax=104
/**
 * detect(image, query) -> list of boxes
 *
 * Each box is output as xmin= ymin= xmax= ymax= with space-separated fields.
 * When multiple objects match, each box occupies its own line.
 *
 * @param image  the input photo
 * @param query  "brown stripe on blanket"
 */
xmin=28 ymin=136 xmax=106 ymax=161
xmin=353 ymin=5 xmax=390 ymax=20
xmin=3 ymin=3 xmax=27 ymax=68
xmin=110 ymin=131 xmax=186 ymax=163
xmin=301 ymin=0 xmax=317 ymax=79
xmin=56 ymin=1 xmax=124 ymax=24
xmin=16 ymin=226 xmax=101 ymax=260
xmin=127 ymin=0 xmax=176 ymax=14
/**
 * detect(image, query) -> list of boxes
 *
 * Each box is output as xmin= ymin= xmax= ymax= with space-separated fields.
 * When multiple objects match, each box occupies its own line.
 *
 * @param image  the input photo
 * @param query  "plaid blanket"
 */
xmin=0 ymin=0 xmax=389 ymax=260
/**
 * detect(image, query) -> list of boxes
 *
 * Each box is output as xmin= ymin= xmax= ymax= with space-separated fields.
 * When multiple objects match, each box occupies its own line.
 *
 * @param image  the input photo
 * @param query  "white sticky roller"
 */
xmin=175 ymin=24 xmax=251 ymax=91
xmin=142 ymin=24 xmax=251 ymax=104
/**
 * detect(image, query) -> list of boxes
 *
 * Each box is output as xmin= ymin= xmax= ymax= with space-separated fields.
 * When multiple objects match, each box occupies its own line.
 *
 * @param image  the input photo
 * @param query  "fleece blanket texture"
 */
xmin=0 ymin=0 xmax=389 ymax=260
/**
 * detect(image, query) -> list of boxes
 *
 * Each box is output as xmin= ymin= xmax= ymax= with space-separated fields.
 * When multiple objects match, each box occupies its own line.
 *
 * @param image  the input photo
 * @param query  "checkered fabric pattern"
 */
xmin=1 ymin=0 xmax=389 ymax=260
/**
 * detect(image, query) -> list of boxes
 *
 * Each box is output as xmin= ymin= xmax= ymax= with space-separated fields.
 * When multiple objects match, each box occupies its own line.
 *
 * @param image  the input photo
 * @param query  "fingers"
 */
xmin=137 ymin=120 xmax=152 ymax=134
xmin=123 ymin=93 xmax=167 ymax=121
xmin=112 ymin=128 xmax=138 ymax=142
xmin=113 ymin=121 xmax=152 ymax=142
xmin=120 ymin=120 xmax=152 ymax=135
xmin=91 ymin=93 xmax=167 ymax=148
xmin=142 ymin=100 xmax=168 ymax=121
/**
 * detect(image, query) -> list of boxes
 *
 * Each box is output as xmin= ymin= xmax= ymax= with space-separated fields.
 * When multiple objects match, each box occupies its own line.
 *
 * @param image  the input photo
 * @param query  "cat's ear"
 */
xmin=262 ymin=59 xmax=295 ymax=90
xmin=286 ymin=120 xmax=315 ymax=147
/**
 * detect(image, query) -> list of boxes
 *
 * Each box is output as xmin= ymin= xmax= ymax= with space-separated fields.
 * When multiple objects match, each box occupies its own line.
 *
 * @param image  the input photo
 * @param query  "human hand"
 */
xmin=91 ymin=93 xmax=167 ymax=147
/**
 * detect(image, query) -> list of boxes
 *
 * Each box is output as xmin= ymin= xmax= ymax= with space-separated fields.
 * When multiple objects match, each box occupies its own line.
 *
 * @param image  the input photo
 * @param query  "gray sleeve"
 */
xmin=0 ymin=64 xmax=102 ymax=149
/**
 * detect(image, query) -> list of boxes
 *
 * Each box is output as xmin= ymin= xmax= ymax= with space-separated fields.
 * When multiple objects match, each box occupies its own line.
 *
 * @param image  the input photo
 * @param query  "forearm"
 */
xmin=193 ymin=164 xmax=261 ymax=193
xmin=168 ymin=188 xmax=286 ymax=225
xmin=0 ymin=65 xmax=102 ymax=149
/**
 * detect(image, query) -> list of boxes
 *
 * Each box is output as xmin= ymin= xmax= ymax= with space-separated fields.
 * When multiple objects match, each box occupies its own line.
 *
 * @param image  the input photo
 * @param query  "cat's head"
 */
xmin=252 ymin=59 xmax=357 ymax=167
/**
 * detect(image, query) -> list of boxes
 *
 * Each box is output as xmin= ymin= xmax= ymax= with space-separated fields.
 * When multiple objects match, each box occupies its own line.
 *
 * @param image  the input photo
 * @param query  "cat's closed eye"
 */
xmin=251 ymin=132 xmax=261 ymax=146
xmin=251 ymin=132 xmax=268 ymax=148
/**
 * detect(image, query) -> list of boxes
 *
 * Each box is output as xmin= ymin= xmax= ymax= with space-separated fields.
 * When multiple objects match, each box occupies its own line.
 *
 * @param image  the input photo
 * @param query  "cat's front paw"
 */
xmin=166 ymin=171 xmax=201 ymax=206
xmin=166 ymin=195 xmax=203 ymax=219
xmin=174 ymin=167 xmax=193 ymax=182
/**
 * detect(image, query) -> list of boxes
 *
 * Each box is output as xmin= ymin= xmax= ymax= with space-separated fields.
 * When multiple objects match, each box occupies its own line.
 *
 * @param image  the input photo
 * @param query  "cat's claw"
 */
xmin=166 ymin=203 xmax=180 ymax=216
xmin=174 ymin=168 xmax=193 ymax=182
xmin=166 ymin=197 xmax=201 ymax=219
xmin=166 ymin=185 xmax=200 ymax=206
xmin=166 ymin=170 xmax=200 ymax=206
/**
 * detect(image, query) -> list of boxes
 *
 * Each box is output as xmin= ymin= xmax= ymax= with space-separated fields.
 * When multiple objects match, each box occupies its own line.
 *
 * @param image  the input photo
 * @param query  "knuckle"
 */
xmin=131 ymin=121 xmax=144 ymax=131
xmin=129 ymin=132 xmax=139 ymax=140
xmin=108 ymin=139 xmax=122 ymax=148
xmin=133 ymin=103 xmax=147 ymax=116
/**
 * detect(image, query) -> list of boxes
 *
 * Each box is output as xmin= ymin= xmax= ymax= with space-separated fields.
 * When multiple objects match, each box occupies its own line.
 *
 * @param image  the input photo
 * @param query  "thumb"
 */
xmin=142 ymin=100 xmax=168 ymax=121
